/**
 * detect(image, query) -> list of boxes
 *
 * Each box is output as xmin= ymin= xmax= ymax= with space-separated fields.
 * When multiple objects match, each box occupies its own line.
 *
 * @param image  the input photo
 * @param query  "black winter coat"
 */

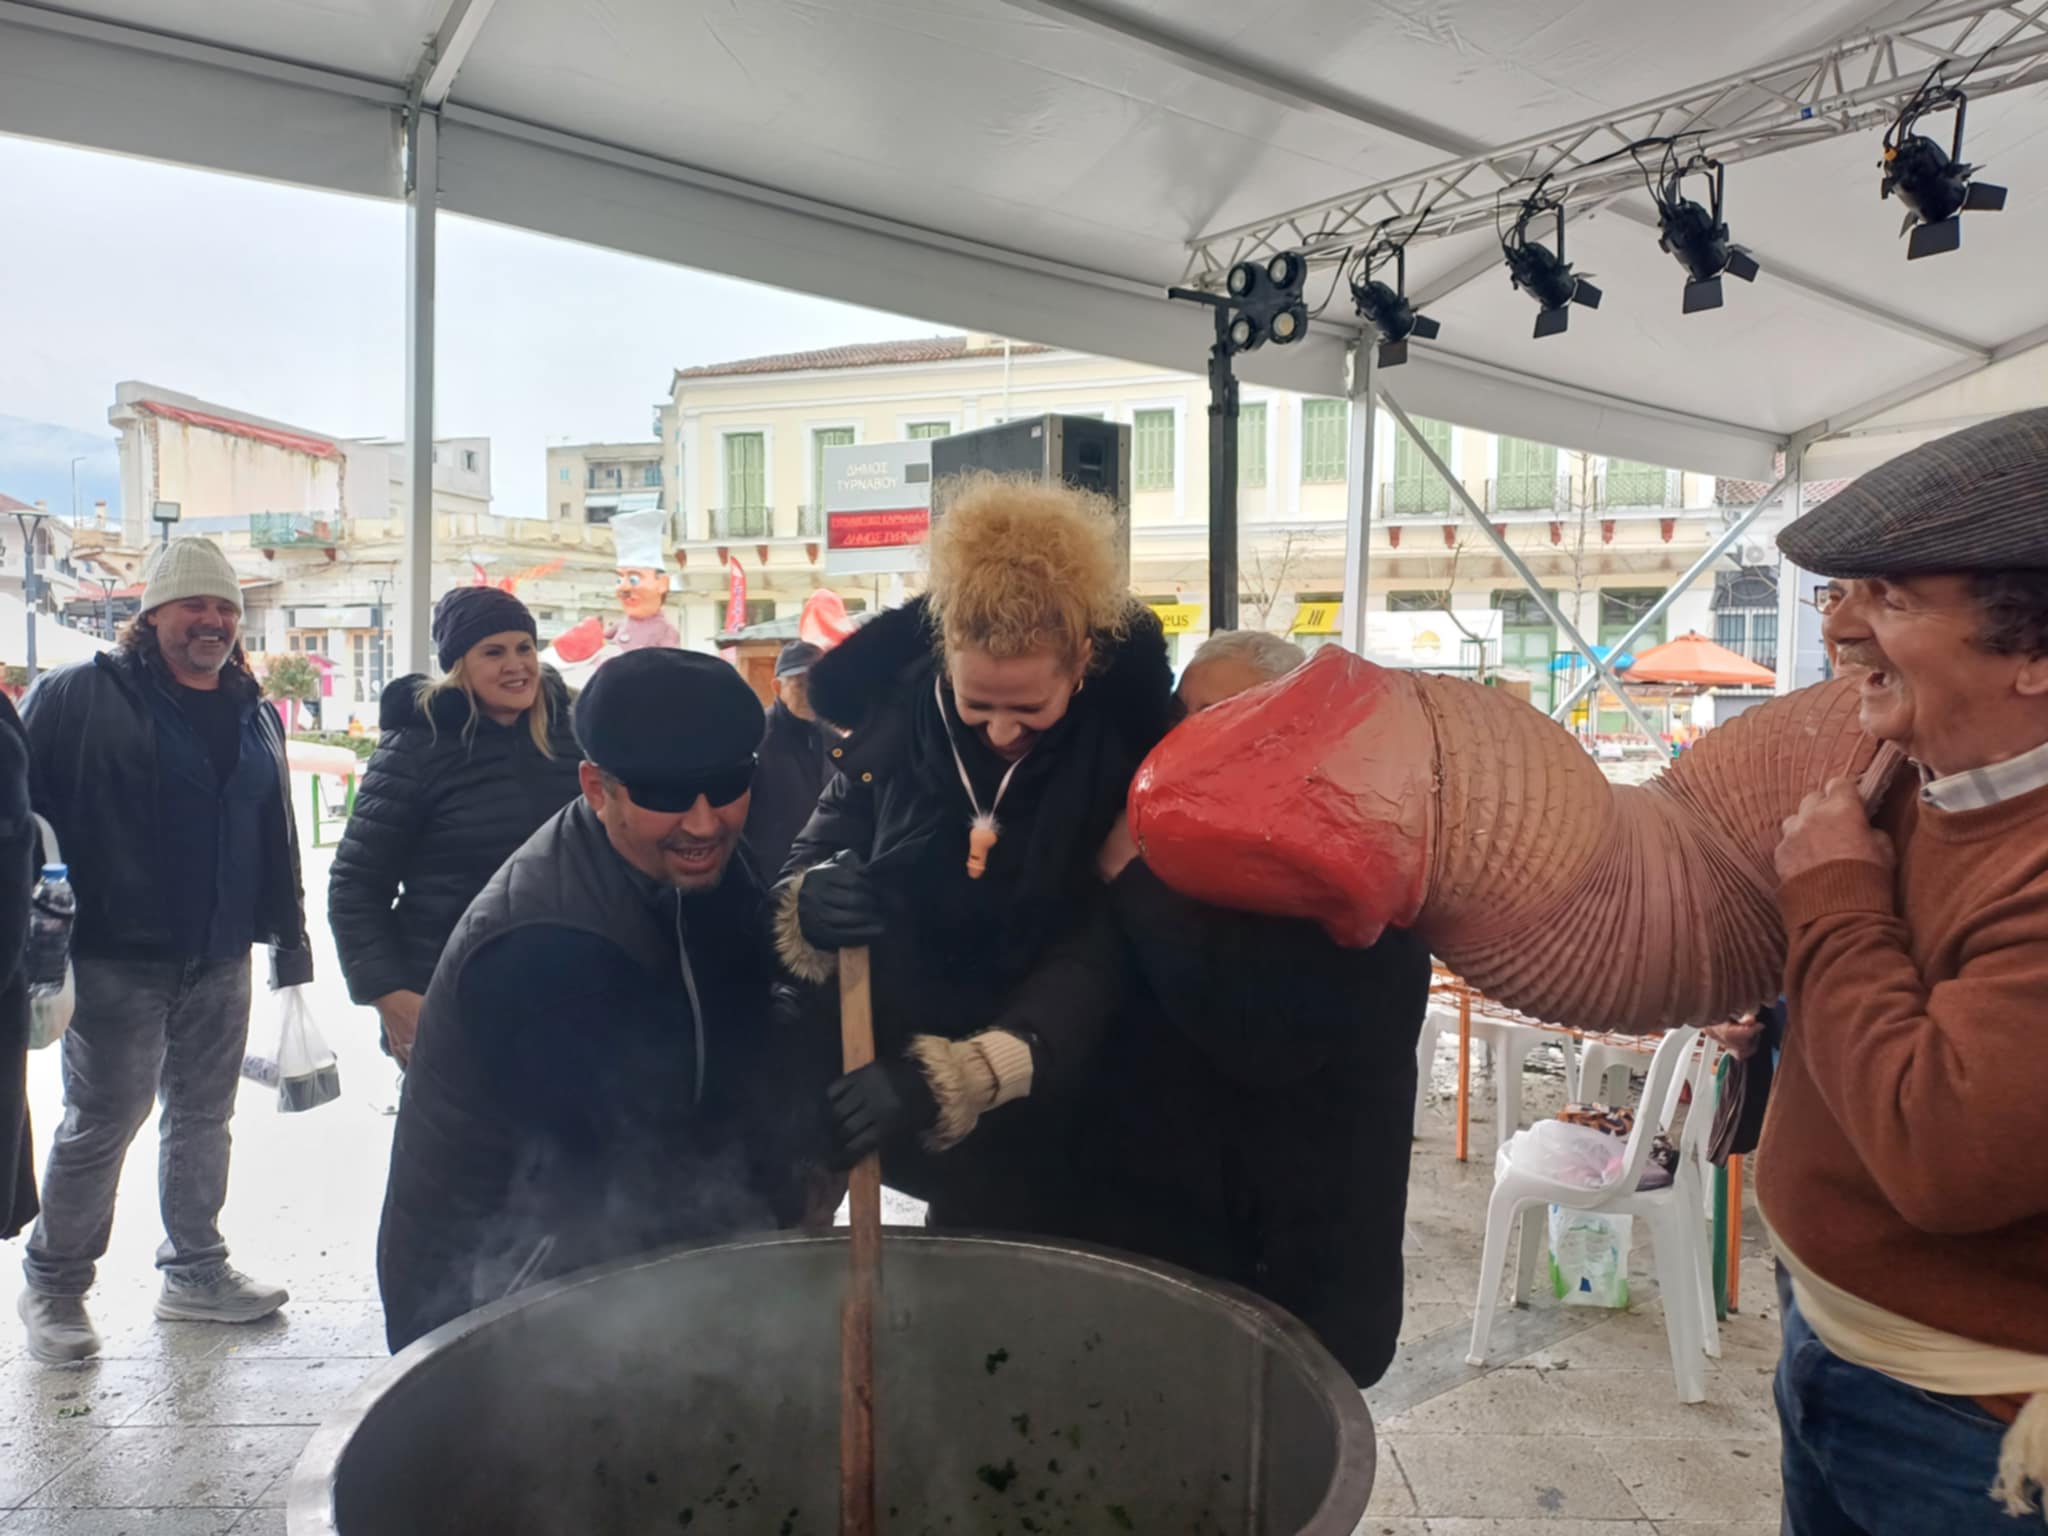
xmin=1 ymin=691 xmax=36 ymax=1240
xmin=777 ymin=599 xmax=1173 ymax=1228
xmin=744 ymin=701 xmax=830 ymax=887
xmin=20 ymin=650 xmax=310 ymax=985
xmin=1071 ymin=861 xmax=1431 ymax=1387
xmin=329 ymin=672 xmax=582 ymax=1006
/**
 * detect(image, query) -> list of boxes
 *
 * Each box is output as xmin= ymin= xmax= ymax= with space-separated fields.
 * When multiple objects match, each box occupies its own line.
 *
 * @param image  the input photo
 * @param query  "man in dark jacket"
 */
xmin=18 ymin=538 xmax=312 ymax=1363
xmin=1083 ymin=630 xmax=1431 ymax=1387
xmin=744 ymin=640 xmax=833 ymax=882
xmin=377 ymin=647 xmax=797 ymax=1351
xmin=1 ymin=690 xmax=37 ymax=1243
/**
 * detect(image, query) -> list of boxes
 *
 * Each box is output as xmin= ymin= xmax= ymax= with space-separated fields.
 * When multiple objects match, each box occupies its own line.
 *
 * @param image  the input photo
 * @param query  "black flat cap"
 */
xmin=775 ymin=640 xmax=824 ymax=677
xmin=574 ymin=648 xmax=763 ymax=811
xmin=1779 ymin=407 xmax=2048 ymax=577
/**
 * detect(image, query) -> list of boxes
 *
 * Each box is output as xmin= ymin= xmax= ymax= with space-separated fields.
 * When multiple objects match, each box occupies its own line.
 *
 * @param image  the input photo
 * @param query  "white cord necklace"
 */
xmin=935 ymin=673 xmax=1027 ymax=879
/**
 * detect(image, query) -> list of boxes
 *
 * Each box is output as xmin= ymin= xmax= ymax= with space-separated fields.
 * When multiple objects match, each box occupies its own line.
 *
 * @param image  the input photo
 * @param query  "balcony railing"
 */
xmin=1594 ymin=469 xmax=1682 ymax=511
xmin=249 ymin=513 xmax=337 ymax=549
xmin=711 ymin=505 xmax=773 ymax=539
xmin=1379 ymin=478 xmax=1452 ymax=518
xmin=798 ymin=504 xmax=825 ymax=538
xmin=1486 ymin=473 xmax=1574 ymax=516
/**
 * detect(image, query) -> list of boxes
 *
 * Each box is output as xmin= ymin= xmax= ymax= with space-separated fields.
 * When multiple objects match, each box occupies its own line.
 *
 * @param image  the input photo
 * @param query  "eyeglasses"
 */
xmin=607 ymin=756 xmax=756 ymax=813
xmin=1811 ymin=583 xmax=1846 ymax=616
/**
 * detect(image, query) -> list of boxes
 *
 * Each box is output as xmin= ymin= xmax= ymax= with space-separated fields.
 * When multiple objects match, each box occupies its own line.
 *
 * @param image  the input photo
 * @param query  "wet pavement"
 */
xmin=1 ymin=812 xmax=1784 ymax=1534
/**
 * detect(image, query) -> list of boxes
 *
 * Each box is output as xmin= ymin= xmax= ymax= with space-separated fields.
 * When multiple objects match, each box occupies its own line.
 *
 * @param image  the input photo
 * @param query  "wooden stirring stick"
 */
xmin=839 ymin=946 xmax=880 ymax=1536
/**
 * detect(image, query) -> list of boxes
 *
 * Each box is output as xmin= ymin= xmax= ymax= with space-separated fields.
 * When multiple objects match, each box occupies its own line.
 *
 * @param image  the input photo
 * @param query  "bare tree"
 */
xmin=1240 ymin=526 xmax=1333 ymax=633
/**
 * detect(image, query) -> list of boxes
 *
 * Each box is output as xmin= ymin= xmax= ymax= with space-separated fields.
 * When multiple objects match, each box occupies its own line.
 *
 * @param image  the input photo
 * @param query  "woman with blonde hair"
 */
xmin=775 ymin=473 xmax=1172 ymax=1230
xmin=330 ymin=587 xmax=580 ymax=1067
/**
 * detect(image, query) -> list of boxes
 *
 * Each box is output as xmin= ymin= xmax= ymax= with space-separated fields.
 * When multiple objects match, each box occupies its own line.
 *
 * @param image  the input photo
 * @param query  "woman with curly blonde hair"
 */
xmin=774 ymin=472 xmax=1172 ymax=1230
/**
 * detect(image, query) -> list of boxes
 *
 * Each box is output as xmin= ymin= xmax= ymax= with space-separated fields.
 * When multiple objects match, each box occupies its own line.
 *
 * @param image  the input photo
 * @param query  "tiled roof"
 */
xmin=0 ymin=493 xmax=35 ymax=515
xmin=675 ymin=336 xmax=1052 ymax=382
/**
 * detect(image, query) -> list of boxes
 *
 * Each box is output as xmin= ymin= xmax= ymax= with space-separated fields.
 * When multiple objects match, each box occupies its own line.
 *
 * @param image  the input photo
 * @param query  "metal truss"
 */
xmin=1185 ymin=0 xmax=2048 ymax=285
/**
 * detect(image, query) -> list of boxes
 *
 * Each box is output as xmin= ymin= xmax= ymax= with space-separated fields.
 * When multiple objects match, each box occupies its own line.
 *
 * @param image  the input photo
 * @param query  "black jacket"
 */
xmin=20 ymin=649 xmax=310 ymax=985
xmin=777 ymin=598 xmax=1173 ymax=1227
xmin=1 ymin=691 xmax=36 ymax=1240
xmin=743 ymin=700 xmax=830 ymax=886
xmin=1073 ymin=862 xmax=1431 ymax=1387
xmin=377 ymin=800 xmax=791 ymax=1350
xmin=329 ymin=671 xmax=582 ymax=1005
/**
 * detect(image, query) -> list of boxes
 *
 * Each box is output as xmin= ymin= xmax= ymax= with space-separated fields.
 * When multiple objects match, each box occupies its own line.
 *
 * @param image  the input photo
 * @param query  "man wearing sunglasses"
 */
xmin=376 ymin=647 xmax=796 ymax=1351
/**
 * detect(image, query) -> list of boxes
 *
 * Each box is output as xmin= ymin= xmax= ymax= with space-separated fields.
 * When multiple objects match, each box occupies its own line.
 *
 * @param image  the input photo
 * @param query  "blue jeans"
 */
xmin=23 ymin=955 xmax=253 ymax=1296
xmin=1776 ymin=1276 xmax=2031 ymax=1534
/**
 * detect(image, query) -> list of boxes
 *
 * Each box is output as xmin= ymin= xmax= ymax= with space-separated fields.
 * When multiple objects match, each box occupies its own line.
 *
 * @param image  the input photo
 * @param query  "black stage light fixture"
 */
xmin=1504 ymin=197 xmax=1600 ymax=339
xmin=1215 ymin=253 xmax=1310 ymax=355
xmin=1656 ymin=158 xmax=1760 ymax=313
xmin=1349 ymin=243 xmax=1441 ymax=367
xmin=1882 ymin=87 xmax=2006 ymax=260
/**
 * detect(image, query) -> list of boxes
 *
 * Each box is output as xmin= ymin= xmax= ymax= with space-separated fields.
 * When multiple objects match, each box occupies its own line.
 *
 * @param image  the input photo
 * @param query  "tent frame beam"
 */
xmin=414 ymin=0 xmax=499 ymax=108
xmin=1379 ymin=390 xmax=1665 ymax=743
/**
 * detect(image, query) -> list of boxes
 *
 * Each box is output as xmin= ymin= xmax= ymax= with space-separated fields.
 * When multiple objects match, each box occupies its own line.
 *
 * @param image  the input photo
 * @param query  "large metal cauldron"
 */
xmin=290 ymin=1231 xmax=1374 ymax=1535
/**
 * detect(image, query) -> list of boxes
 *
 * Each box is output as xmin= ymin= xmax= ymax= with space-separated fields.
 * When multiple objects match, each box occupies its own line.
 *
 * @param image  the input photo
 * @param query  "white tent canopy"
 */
xmin=6 ymin=0 xmax=2047 ymax=663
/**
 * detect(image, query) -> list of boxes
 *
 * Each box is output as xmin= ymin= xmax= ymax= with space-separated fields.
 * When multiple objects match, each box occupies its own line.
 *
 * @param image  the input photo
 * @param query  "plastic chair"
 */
xmin=1414 ymin=1006 xmax=1565 ymax=1148
xmin=1465 ymin=1026 xmax=1722 ymax=1401
xmin=1570 ymin=1033 xmax=1654 ymax=1106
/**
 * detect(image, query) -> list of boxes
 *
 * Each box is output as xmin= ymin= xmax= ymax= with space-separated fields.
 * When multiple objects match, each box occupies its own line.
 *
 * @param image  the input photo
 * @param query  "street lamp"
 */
xmin=369 ymin=575 xmax=393 ymax=695
xmin=4 ymin=507 xmax=52 ymax=683
xmin=69 ymin=457 xmax=85 ymax=523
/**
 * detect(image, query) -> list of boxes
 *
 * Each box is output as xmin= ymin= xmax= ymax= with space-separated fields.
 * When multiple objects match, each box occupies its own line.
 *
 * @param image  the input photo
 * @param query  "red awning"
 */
xmin=1623 ymin=631 xmax=1776 ymax=688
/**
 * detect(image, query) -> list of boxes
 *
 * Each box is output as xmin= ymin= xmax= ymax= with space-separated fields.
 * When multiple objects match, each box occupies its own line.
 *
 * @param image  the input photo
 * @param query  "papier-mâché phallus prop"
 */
xmin=1126 ymin=648 xmax=1901 ymax=1034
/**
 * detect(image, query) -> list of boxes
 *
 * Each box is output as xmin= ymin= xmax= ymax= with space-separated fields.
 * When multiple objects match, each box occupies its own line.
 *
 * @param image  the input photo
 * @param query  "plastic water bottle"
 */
xmin=28 ymin=863 xmax=75 ymax=998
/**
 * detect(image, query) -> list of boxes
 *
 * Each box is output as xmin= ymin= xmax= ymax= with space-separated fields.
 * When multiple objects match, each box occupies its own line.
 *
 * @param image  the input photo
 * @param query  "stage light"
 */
xmin=1208 ymin=250 xmax=1310 ymax=354
xmin=1266 ymin=252 xmax=1305 ymax=290
xmin=1882 ymin=87 xmax=2006 ymax=259
xmin=1655 ymin=158 xmax=1760 ymax=313
xmin=1503 ymin=197 xmax=1599 ymax=339
xmin=1228 ymin=313 xmax=1260 ymax=351
xmin=1227 ymin=262 xmax=1258 ymax=298
xmin=1349 ymin=243 xmax=1441 ymax=368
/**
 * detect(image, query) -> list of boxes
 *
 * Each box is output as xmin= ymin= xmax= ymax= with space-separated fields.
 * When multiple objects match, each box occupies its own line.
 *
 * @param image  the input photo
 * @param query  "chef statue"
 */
xmin=608 ymin=506 xmax=681 ymax=652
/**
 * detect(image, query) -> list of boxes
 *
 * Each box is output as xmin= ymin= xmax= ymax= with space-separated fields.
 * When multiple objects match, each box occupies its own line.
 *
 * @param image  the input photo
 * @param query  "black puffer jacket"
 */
xmin=775 ymin=599 xmax=1173 ymax=1229
xmin=1 ymin=691 xmax=36 ymax=1241
xmin=329 ymin=671 xmax=582 ymax=1005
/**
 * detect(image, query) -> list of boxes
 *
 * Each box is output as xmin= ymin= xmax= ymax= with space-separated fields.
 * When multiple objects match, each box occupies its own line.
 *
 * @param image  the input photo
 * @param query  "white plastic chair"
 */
xmin=1413 ymin=1005 xmax=1566 ymax=1149
xmin=1465 ymin=1026 xmax=1722 ymax=1401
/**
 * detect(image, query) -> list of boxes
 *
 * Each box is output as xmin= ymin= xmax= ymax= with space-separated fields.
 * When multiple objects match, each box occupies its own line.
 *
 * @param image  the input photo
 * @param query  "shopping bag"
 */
xmin=1548 ymin=1205 xmax=1633 ymax=1308
xmin=248 ymin=985 xmax=342 ymax=1113
xmin=26 ymin=814 xmax=74 ymax=1051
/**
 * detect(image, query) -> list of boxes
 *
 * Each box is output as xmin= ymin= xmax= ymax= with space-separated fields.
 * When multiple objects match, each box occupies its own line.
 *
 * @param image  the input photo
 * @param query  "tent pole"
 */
xmin=401 ymin=107 xmax=439 ymax=676
xmin=1203 ymin=307 xmax=1240 ymax=632
xmin=1380 ymin=391 xmax=1663 ymax=743
xmin=1550 ymin=471 xmax=1790 ymax=721
xmin=1339 ymin=339 xmax=1377 ymax=654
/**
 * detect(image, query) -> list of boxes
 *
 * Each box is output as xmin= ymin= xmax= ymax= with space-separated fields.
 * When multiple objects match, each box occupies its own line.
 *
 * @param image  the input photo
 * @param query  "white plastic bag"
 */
xmin=1548 ymin=1206 xmax=1633 ymax=1308
xmin=26 ymin=814 xmax=73 ymax=1051
xmin=1498 ymin=1119 xmax=1623 ymax=1189
xmin=251 ymin=985 xmax=341 ymax=1113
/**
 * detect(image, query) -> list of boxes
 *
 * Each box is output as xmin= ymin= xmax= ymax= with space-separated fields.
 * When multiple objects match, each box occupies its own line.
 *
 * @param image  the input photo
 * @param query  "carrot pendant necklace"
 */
xmin=936 ymin=674 xmax=1027 ymax=879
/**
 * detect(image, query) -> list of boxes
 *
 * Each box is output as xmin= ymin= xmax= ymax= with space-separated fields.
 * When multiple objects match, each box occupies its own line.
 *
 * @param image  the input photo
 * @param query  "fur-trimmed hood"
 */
xmin=379 ymin=665 xmax=573 ymax=734
xmin=806 ymin=597 xmax=1173 ymax=759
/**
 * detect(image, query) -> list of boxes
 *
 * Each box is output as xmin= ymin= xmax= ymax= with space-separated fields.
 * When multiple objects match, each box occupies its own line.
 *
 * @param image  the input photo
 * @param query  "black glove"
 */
xmin=825 ymin=1057 xmax=938 ymax=1168
xmin=797 ymin=851 xmax=887 ymax=950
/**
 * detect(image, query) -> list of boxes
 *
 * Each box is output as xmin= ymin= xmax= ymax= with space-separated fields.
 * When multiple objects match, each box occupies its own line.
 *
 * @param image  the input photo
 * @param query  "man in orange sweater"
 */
xmin=1762 ymin=408 xmax=2048 ymax=1534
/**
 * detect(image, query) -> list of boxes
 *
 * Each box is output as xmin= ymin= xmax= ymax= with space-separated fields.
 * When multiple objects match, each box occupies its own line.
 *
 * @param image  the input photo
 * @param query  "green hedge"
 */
xmin=292 ymin=730 xmax=378 ymax=762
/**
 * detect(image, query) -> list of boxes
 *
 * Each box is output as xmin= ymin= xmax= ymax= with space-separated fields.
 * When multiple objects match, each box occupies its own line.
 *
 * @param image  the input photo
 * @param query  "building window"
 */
xmin=1238 ymin=402 xmax=1267 ymax=488
xmin=559 ymin=502 xmax=571 ymax=520
xmin=1133 ymin=409 xmax=1175 ymax=491
xmin=288 ymin=631 xmax=326 ymax=655
xmin=1494 ymin=437 xmax=1560 ymax=513
xmin=1603 ymin=458 xmax=1671 ymax=508
xmin=812 ymin=427 xmax=855 ymax=516
xmin=1599 ymin=588 xmax=1667 ymax=649
xmin=1386 ymin=589 xmax=1448 ymax=612
xmin=1388 ymin=416 xmax=1452 ymax=514
xmin=1493 ymin=588 xmax=1557 ymax=712
xmin=558 ymin=467 xmax=570 ymax=483
xmin=906 ymin=421 xmax=951 ymax=440
xmin=743 ymin=600 xmax=777 ymax=627
xmin=718 ymin=433 xmax=769 ymax=537
xmin=350 ymin=629 xmax=387 ymax=704
xmin=1301 ymin=400 xmax=1348 ymax=484
xmin=1712 ymin=567 xmax=1779 ymax=672
xmin=642 ymin=465 xmax=662 ymax=486
xmin=462 ymin=450 xmax=478 ymax=472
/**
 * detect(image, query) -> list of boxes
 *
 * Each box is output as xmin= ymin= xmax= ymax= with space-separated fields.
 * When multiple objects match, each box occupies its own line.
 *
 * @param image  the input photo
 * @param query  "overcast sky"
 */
xmin=0 ymin=133 xmax=933 ymax=520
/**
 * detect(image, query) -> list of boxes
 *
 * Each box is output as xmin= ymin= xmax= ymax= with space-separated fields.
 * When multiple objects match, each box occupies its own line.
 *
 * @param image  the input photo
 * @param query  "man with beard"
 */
xmin=377 ymin=647 xmax=798 ymax=1350
xmin=18 ymin=538 xmax=311 ymax=1363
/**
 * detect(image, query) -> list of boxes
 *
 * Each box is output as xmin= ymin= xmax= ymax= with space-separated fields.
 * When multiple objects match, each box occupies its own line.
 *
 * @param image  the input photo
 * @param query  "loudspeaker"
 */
xmin=929 ymin=415 xmax=1133 ymax=581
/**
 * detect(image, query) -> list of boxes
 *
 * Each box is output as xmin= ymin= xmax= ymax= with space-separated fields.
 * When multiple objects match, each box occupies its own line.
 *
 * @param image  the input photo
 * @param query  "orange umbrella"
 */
xmin=1622 ymin=631 xmax=1776 ymax=687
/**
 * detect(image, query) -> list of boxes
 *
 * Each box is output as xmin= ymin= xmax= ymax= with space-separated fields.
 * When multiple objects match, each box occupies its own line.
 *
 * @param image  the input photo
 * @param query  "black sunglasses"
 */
xmin=610 ymin=756 xmax=756 ymax=813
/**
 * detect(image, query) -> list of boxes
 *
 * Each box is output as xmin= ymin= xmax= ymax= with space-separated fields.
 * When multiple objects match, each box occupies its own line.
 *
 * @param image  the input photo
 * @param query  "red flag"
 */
xmin=725 ymin=555 xmax=747 ymax=633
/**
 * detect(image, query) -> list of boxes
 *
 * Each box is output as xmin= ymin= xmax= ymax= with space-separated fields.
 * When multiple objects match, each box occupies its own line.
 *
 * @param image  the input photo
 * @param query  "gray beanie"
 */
xmin=141 ymin=538 xmax=242 ymax=614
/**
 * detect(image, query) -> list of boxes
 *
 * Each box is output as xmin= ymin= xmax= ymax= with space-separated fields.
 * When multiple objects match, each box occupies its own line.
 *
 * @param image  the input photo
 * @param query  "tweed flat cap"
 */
xmin=1778 ymin=407 xmax=2048 ymax=577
